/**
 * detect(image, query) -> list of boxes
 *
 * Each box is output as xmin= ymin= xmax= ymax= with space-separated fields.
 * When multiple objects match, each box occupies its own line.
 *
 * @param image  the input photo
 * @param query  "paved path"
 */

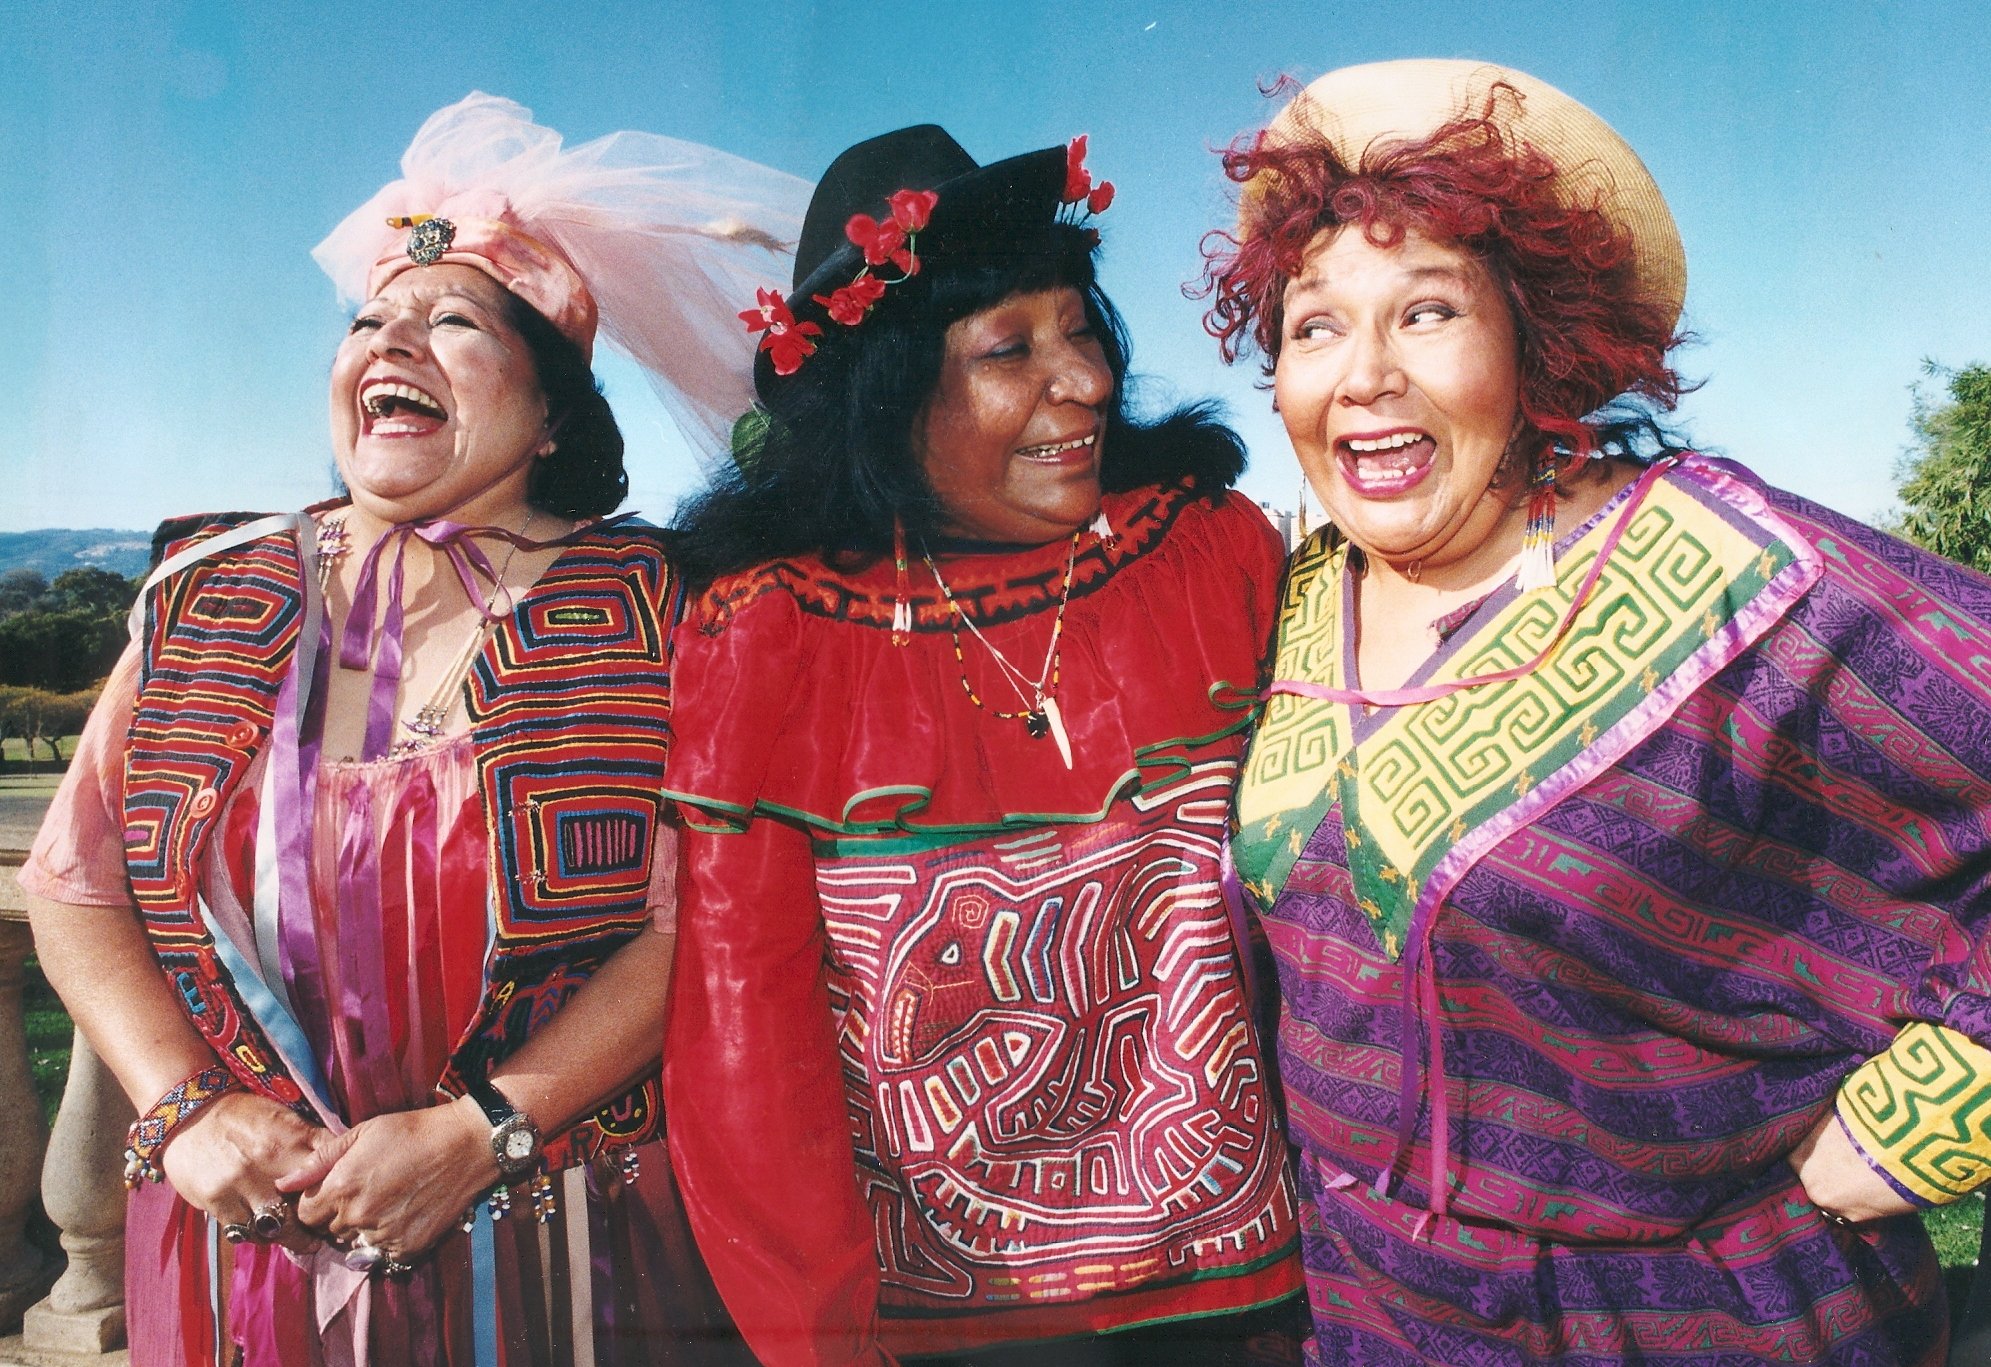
xmin=0 ymin=787 xmax=53 ymax=855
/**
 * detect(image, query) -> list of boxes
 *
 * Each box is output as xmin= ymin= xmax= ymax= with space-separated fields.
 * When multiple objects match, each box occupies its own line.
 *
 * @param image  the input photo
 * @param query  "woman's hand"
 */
xmin=279 ymin=1097 xmax=499 ymax=1263
xmin=160 ymin=1091 xmax=327 ymax=1253
xmin=1790 ymin=1111 xmax=1917 ymax=1225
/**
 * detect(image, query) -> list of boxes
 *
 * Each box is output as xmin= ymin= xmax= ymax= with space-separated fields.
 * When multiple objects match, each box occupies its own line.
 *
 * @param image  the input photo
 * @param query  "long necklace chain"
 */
xmin=394 ymin=512 xmax=534 ymax=752
xmin=921 ymin=530 xmax=1080 ymax=767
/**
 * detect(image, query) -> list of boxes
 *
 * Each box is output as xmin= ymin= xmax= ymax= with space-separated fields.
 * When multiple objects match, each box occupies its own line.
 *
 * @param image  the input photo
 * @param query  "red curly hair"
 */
xmin=1200 ymin=85 xmax=1684 ymax=457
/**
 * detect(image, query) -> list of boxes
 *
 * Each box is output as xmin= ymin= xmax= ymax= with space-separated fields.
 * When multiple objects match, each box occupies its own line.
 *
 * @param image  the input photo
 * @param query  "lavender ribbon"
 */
xmin=338 ymin=520 xmax=512 ymax=761
xmin=335 ymin=514 xmax=637 ymax=760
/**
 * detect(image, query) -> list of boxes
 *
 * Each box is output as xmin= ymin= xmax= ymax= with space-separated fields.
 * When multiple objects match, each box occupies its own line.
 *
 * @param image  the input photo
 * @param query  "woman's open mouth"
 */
xmin=359 ymin=379 xmax=448 ymax=437
xmin=1015 ymin=431 xmax=1097 ymax=465
xmin=1337 ymin=429 xmax=1435 ymax=496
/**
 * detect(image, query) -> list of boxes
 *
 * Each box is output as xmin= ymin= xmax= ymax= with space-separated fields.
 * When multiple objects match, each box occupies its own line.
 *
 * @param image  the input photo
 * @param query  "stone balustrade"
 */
xmin=0 ymin=847 xmax=128 ymax=1365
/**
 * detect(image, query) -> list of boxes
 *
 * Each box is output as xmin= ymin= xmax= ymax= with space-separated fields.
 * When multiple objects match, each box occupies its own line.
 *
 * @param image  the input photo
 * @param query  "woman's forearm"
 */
xmin=26 ymin=893 xmax=221 ymax=1110
xmin=481 ymin=928 xmax=676 ymax=1134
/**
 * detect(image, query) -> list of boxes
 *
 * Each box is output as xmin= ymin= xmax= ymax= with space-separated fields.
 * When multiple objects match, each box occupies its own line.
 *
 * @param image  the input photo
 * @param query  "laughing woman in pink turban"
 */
xmin=21 ymin=95 xmax=804 ymax=1365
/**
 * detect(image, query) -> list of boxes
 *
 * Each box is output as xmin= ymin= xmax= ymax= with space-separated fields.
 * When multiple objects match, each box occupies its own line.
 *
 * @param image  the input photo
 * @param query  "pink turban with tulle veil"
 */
xmin=314 ymin=93 xmax=810 ymax=466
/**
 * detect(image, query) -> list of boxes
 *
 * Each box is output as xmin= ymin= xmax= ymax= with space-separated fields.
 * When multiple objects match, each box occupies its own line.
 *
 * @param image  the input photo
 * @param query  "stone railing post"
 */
xmin=0 ymin=913 xmax=52 ymax=1329
xmin=21 ymin=1029 xmax=128 ymax=1355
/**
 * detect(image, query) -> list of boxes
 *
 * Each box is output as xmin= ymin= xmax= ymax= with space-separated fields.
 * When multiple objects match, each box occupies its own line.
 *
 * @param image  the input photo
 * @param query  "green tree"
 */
xmin=0 ymin=609 xmax=123 ymax=691
xmin=0 ymin=685 xmax=97 ymax=762
xmin=0 ymin=569 xmax=48 ymax=621
xmin=1893 ymin=363 xmax=1991 ymax=573
xmin=47 ymin=566 xmax=138 ymax=618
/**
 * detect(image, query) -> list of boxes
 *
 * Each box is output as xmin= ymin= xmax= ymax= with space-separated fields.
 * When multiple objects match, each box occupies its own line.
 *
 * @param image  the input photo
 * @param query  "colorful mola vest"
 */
xmin=123 ymin=512 xmax=678 ymax=1168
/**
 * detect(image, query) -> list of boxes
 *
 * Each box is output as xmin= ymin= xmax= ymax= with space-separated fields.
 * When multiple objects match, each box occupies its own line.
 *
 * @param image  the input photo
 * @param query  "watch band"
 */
xmin=464 ymin=1072 xmax=521 ymax=1127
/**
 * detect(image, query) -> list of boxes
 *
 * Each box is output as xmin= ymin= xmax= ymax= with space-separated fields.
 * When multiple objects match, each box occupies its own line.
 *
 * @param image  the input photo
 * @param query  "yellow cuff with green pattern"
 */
xmin=1836 ymin=1021 xmax=1991 ymax=1208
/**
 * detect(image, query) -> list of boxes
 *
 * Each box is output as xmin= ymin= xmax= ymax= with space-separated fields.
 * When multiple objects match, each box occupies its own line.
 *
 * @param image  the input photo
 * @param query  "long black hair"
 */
xmin=672 ymin=221 xmax=1244 ymax=584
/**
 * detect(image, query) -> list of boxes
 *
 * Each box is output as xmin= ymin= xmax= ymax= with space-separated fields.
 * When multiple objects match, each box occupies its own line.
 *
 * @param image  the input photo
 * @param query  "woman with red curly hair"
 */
xmin=1210 ymin=59 xmax=1991 ymax=1364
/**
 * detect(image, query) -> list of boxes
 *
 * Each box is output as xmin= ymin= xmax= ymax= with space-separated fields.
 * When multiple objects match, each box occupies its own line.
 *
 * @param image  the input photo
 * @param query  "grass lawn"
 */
xmin=1930 ymin=1191 xmax=1986 ymax=1266
xmin=23 ymin=958 xmax=71 ymax=1130
xmin=0 ymin=737 xmax=78 ymax=764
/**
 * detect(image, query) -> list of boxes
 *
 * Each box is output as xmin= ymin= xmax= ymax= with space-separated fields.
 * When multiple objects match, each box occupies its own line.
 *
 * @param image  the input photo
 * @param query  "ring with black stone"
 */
xmin=250 ymin=1197 xmax=293 ymax=1241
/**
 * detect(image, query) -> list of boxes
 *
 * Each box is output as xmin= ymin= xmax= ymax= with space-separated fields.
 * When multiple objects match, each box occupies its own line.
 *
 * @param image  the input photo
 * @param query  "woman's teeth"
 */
xmin=1018 ymin=433 xmax=1096 ymax=458
xmin=1345 ymin=432 xmax=1425 ymax=453
xmin=1340 ymin=432 xmax=1436 ymax=493
xmin=361 ymin=381 xmax=446 ymax=423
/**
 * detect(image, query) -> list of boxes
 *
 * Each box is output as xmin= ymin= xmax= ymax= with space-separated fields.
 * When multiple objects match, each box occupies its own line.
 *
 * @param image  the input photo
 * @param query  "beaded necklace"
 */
xmin=922 ymin=528 xmax=1081 ymax=768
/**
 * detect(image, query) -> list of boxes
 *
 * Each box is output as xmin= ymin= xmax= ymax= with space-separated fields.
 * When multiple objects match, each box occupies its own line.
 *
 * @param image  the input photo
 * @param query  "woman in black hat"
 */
xmin=661 ymin=127 xmax=1304 ymax=1364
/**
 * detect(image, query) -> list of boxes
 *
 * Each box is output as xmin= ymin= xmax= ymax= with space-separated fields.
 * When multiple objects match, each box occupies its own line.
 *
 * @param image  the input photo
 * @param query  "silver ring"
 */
xmin=381 ymin=1257 xmax=415 ymax=1278
xmin=220 ymin=1221 xmax=254 ymax=1245
xmin=343 ymin=1237 xmax=385 ymax=1272
xmin=250 ymin=1197 xmax=293 ymax=1241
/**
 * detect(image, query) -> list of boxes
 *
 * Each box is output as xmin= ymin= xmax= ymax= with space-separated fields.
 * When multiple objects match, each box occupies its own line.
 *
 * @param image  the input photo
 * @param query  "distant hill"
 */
xmin=0 ymin=529 xmax=152 ymax=579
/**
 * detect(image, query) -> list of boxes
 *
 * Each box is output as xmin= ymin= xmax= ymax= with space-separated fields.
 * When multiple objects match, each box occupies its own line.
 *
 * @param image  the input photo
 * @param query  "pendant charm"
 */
xmin=1024 ymin=710 xmax=1049 ymax=739
xmin=1040 ymin=695 xmax=1074 ymax=770
xmin=315 ymin=515 xmax=350 ymax=589
xmin=404 ymin=703 xmax=447 ymax=740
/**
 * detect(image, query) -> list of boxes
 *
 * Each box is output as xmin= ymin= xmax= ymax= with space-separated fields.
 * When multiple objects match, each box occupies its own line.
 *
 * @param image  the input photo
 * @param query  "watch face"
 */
xmin=490 ymin=1111 xmax=542 ymax=1177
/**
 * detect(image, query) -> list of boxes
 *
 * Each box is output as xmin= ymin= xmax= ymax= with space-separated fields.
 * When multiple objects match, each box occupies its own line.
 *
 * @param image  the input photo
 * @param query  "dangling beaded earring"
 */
xmin=1516 ymin=450 xmax=1560 ymax=592
xmin=891 ymin=516 xmax=913 ymax=646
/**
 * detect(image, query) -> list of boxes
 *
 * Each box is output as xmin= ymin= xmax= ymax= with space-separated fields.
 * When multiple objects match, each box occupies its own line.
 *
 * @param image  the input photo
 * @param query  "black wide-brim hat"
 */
xmin=758 ymin=125 xmax=1068 ymax=392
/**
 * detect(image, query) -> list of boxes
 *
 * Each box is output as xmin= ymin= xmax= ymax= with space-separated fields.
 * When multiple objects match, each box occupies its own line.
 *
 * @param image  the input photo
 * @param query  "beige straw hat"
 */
xmin=1245 ymin=59 xmax=1686 ymax=326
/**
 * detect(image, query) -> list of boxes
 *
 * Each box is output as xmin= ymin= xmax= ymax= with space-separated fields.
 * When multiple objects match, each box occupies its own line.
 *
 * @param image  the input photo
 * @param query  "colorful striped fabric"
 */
xmin=1237 ymin=459 xmax=1991 ymax=1364
xmin=88 ymin=510 xmax=734 ymax=1363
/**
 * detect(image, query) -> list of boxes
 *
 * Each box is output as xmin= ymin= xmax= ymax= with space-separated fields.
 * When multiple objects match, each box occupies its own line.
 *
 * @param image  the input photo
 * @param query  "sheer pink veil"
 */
xmin=313 ymin=93 xmax=809 ymax=467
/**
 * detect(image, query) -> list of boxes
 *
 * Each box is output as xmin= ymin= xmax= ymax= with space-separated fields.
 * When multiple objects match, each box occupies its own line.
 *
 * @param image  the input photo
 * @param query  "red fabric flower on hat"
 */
xmin=739 ymin=287 xmax=821 ymax=375
xmin=739 ymin=287 xmax=793 ymax=335
xmin=845 ymin=213 xmax=914 ymax=274
xmin=1059 ymin=135 xmax=1114 ymax=229
xmin=887 ymin=188 xmax=939 ymax=233
xmin=762 ymin=321 xmax=821 ymax=376
xmin=814 ymin=272 xmax=888 ymax=326
xmin=742 ymin=184 xmax=941 ymax=373
xmin=1063 ymin=135 xmax=1092 ymax=204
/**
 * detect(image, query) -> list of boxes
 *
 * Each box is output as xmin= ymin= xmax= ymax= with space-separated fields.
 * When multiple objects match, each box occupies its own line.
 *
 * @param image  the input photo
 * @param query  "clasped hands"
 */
xmin=164 ymin=1090 xmax=499 ymax=1269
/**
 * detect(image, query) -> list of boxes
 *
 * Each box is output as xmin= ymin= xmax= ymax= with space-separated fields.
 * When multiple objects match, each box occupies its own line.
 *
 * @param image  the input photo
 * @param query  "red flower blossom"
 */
xmin=815 ymin=272 xmax=888 ymax=327
xmin=738 ymin=286 xmax=795 ymax=335
xmin=848 ymin=273 xmax=889 ymax=313
xmin=760 ymin=319 xmax=822 ymax=376
xmin=1063 ymin=135 xmax=1092 ymax=204
xmin=845 ymin=213 xmax=914 ymax=273
xmin=1088 ymin=181 xmax=1115 ymax=215
xmin=741 ymin=286 xmax=821 ymax=374
xmin=887 ymin=188 xmax=939 ymax=233
xmin=815 ymin=288 xmax=864 ymax=327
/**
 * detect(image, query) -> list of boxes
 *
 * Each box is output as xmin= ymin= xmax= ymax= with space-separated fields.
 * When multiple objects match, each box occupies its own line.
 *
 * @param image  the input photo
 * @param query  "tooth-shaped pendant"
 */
xmin=1040 ymin=695 xmax=1073 ymax=769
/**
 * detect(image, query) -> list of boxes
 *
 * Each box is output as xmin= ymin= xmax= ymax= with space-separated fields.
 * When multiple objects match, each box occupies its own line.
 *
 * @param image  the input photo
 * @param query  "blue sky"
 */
xmin=3 ymin=0 xmax=1987 ymax=534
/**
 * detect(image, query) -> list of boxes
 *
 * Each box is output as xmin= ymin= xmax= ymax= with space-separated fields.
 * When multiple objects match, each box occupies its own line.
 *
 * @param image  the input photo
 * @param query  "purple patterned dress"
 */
xmin=1231 ymin=457 xmax=1987 ymax=1365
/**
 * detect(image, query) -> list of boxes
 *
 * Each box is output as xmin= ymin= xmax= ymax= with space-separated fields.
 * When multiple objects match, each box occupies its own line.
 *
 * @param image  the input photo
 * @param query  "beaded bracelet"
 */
xmin=123 ymin=1065 xmax=241 ymax=1189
